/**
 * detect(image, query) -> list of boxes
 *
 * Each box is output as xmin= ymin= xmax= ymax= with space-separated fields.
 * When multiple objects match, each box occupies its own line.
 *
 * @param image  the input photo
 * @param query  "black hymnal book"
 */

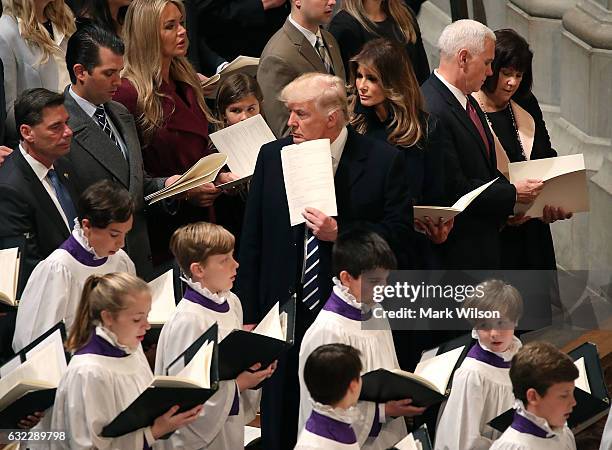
xmin=488 ymin=342 xmax=610 ymax=434
xmin=0 ymin=323 xmax=67 ymax=428
xmin=361 ymin=335 xmax=472 ymax=407
xmin=218 ymin=296 xmax=296 ymax=380
xmin=388 ymin=425 xmax=432 ymax=450
xmin=101 ymin=323 xmax=220 ymax=438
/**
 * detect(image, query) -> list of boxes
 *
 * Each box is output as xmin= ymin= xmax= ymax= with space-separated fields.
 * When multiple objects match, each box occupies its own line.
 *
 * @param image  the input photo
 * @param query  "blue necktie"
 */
xmin=47 ymin=169 xmax=77 ymax=230
xmin=302 ymin=228 xmax=320 ymax=311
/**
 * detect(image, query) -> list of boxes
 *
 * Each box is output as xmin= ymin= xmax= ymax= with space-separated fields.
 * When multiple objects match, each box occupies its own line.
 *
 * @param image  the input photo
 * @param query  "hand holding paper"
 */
xmin=303 ymin=207 xmax=338 ymax=242
xmin=513 ymin=178 xmax=544 ymax=204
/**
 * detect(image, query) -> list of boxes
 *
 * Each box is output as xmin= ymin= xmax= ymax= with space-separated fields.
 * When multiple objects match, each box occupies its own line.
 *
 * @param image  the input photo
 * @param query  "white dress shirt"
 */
xmin=434 ymin=69 xmax=468 ymax=110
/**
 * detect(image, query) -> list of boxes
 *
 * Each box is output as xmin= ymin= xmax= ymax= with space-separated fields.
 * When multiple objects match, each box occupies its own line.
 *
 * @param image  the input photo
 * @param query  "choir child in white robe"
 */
xmin=298 ymin=229 xmax=426 ymax=450
xmin=435 ymin=280 xmax=524 ymax=450
xmin=51 ymin=272 xmax=202 ymax=450
xmin=490 ymin=341 xmax=578 ymax=450
xmin=600 ymin=408 xmax=612 ymax=450
xmin=13 ymin=180 xmax=136 ymax=352
xmin=295 ymin=343 xmax=363 ymax=450
xmin=154 ymin=222 xmax=275 ymax=450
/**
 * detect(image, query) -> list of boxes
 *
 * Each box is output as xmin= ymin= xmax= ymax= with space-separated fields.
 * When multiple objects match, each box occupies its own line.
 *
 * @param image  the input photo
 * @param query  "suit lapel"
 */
xmin=14 ymin=151 xmax=70 ymax=236
xmin=334 ymin=129 xmax=366 ymax=205
xmin=283 ymin=20 xmax=327 ymax=73
xmin=64 ymin=91 xmax=130 ymax=187
xmin=321 ymin=29 xmax=344 ymax=78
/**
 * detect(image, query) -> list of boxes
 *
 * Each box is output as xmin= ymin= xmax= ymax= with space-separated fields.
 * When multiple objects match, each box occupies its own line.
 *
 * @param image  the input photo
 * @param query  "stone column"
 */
xmin=549 ymin=0 xmax=612 ymax=274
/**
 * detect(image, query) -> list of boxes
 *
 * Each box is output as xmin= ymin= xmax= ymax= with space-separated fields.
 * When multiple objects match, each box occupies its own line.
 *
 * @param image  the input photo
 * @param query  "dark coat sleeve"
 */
xmin=328 ymin=11 xmax=365 ymax=79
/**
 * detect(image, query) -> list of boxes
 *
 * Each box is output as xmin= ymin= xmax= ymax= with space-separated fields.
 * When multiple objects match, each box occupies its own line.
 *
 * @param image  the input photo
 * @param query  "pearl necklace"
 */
xmin=479 ymin=100 xmax=527 ymax=161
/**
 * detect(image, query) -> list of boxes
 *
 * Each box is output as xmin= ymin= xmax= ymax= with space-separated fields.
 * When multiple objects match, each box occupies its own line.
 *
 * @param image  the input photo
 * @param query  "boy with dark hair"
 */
xmin=296 ymin=343 xmax=363 ymax=450
xmin=298 ymin=229 xmax=425 ymax=450
xmin=491 ymin=341 xmax=578 ymax=449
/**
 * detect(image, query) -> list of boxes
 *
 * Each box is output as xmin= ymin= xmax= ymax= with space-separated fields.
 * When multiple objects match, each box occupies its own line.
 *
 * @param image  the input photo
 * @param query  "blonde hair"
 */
xmin=280 ymin=73 xmax=349 ymax=128
xmin=342 ymin=0 xmax=417 ymax=44
xmin=121 ymin=0 xmax=215 ymax=143
xmin=463 ymin=279 xmax=524 ymax=326
xmin=4 ymin=0 xmax=75 ymax=64
xmin=170 ymin=222 xmax=235 ymax=278
xmin=349 ymin=39 xmax=425 ymax=147
xmin=66 ymin=272 xmax=150 ymax=352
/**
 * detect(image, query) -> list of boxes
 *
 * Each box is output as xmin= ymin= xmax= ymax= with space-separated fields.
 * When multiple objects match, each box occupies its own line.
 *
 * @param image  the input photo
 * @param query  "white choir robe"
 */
xmin=600 ymin=409 xmax=612 ymax=450
xmin=434 ymin=338 xmax=521 ymax=450
xmin=490 ymin=405 xmax=576 ymax=450
xmin=295 ymin=405 xmax=360 ymax=450
xmin=298 ymin=287 xmax=407 ymax=450
xmin=154 ymin=285 xmax=260 ymax=450
xmin=50 ymin=330 xmax=155 ymax=450
xmin=13 ymin=232 xmax=135 ymax=352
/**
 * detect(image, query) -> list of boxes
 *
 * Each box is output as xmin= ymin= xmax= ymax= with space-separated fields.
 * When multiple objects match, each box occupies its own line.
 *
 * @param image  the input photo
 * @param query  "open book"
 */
xmin=390 ymin=425 xmax=432 ymax=450
xmin=509 ymin=154 xmax=589 ymax=217
xmin=0 ymin=248 xmax=20 ymax=306
xmin=0 ymin=323 xmax=67 ymax=428
xmin=145 ymin=153 xmax=227 ymax=205
xmin=218 ymin=296 xmax=296 ymax=380
xmin=281 ymin=139 xmax=337 ymax=226
xmin=147 ymin=270 xmax=176 ymax=327
xmin=101 ymin=324 xmax=219 ymax=438
xmin=414 ymin=178 xmax=498 ymax=222
xmin=209 ymin=114 xmax=276 ymax=190
xmin=488 ymin=342 xmax=609 ymax=434
xmin=360 ymin=342 xmax=468 ymax=407
xmin=201 ymin=56 xmax=259 ymax=97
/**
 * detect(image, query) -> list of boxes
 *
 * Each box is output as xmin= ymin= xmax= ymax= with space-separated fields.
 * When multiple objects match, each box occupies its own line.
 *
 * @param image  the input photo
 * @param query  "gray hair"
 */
xmin=280 ymin=73 xmax=349 ymax=127
xmin=437 ymin=19 xmax=495 ymax=59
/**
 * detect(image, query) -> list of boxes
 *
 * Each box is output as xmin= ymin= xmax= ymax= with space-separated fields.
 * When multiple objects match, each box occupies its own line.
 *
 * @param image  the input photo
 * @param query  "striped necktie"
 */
xmin=315 ymin=35 xmax=334 ymax=75
xmin=302 ymin=228 xmax=320 ymax=311
xmin=94 ymin=105 xmax=125 ymax=158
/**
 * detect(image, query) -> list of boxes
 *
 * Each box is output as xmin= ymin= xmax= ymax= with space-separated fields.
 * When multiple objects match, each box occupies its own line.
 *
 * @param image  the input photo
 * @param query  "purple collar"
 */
xmin=510 ymin=411 xmax=551 ymax=439
xmin=183 ymin=287 xmax=230 ymax=313
xmin=74 ymin=332 xmax=128 ymax=358
xmin=466 ymin=342 xmax=511 ymax=369
xmin=322 ymin=292 xmax=363 ymax=321
xmin=305 ymin=410 xmax=357 ymax=444
xmin=59 ymin=235 xmax=108 ymax=267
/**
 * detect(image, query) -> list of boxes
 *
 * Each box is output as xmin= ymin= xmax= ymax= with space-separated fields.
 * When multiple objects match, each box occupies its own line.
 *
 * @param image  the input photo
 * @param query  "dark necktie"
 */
xmin=47 ymin=169 xmax=77 ymax=230
xmin=315 ymin=35 xmax=334 ymax=75
xmin=302 ymin=228 xmax=321 ymax=311
xmin=94 ymin=105 xmax=125 ymax=158
xmin=466 ymin=99 xmax=490 ymax=158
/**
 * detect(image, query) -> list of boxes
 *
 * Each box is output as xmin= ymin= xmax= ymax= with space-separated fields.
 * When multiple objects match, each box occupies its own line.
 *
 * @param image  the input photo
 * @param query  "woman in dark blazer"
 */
xmin=329 ymin=0 xmax=429 ymax=84
xmin=349 ymin=39 xmax=451 ymax=270
xmin=473 ymin=29 xmax=572 ymax=326
xmin=114 ymin=0 xmax=236 ymax=265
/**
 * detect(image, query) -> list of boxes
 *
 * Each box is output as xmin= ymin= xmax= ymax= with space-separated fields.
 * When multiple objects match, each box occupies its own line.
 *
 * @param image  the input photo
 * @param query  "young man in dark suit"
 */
xmin=421 ymin=19 xmax=543 ymax=270
xmin=237 ymin=72 xmax=412 ymax=450
xmin=0 ymin=88 xmax=77 ymax=361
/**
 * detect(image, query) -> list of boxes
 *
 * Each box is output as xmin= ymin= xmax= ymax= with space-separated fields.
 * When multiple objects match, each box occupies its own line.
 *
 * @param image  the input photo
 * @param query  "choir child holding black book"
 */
xmin=295 ymin=343 xmax=363 ymax=450
xmin=298 ymin=229 xmax=426 ymax=450
xmin=154 ymin=222 xmax=275 ymax=449
xmin=51 ymin=273 xmax=201 ymax=449
xmin=490 ymin=341 xmax=578 ymax=450
xmin=435 ymin=280 xmax=524 ymax=450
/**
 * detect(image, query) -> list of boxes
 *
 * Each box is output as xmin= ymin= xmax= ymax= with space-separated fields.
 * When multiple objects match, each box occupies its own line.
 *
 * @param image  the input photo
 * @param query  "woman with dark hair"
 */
xmin=329 ymin=0 xmax=429 ymax=84
xmin=75 ymin=0 xmax=131 ymax=36
xmin=473 ymin=29 xmax=572 ymax=321
xmin=349 ymin=38 xmax=451 ymax=270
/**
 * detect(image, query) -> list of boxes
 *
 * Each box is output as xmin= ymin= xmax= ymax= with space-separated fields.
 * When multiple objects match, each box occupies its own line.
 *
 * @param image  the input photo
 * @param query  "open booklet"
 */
xmin=0 ymin=323 xmax=67 ymax=428
xmin=201 ymin=56 xmax=259 ymax=97
xmin=281 ymin=139 xmax=337 ymax=226
xmin=509 ymin=154 xmax=589 ymax=217
xmin=389 ymin=425 xmax=432 ymax=450
xmin=414 ymin=178 xmax=498 ymax=222
xmin=209 ymin=114 xmax=276 ymax=190
xmin=145 ymin=153 xmax=227 ymax=205
xmin=101 ymin=323 xmax=219 ymax=438
xmin=360 ymin=342 xmax=469 ymax=407
xmin=218 ymin=296 xmax=296 ymax=381
xmin=147 ymin=270 xmax=176 ymax=327
xmin=0 ymin=247 xmax=20 ymax=307
xmin=488 ymin=342 xmax=609 ymax=434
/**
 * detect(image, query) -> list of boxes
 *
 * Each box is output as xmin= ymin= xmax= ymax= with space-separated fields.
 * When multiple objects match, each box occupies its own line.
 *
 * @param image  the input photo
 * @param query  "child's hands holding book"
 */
xmin=237 ymin=362 xmax=277 ymax=391
xmin=385 ymin=398 xmax=427 ymax=418
xmin=151 ymin=404 xmax=204 ymax=439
